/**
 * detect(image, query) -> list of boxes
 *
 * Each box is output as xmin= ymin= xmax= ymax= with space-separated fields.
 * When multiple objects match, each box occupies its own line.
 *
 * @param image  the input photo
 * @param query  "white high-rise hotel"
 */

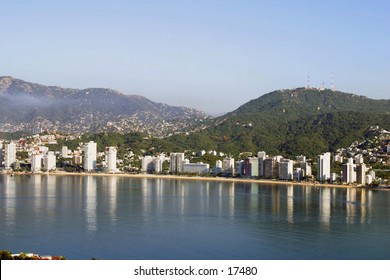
xmin=317 ymin=152 xmax=331 ymax=182
xmin=170 ymin=153 xmax=185 ymax=173
xmin=44 ymin=151 xmax=57 ymax=171
xmin=84 ymin=141 xmax=97 ymax=171
xmin=4 ymin=142 xmax=16 ymax=170
xmin=106 ymin=147 xmax=117 ymax=173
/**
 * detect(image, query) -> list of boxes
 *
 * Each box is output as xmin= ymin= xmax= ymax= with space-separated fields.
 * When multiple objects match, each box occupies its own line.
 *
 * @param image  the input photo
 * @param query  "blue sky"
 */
xmin=1 ymin=0 xmax=389 ymax=114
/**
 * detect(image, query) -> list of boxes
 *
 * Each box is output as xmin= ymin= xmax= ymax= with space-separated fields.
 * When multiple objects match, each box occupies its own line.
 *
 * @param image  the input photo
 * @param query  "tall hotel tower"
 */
xmin=83 ymin=141 xmax=97 ymax=171
xmin=4 ymin=142 xmax=17 ymax=170
xmin=170 ymin=153 xmax=185 ymax=174
xmin=317 ymin=152 xmax=331 ymax=182
xmin=106 ymin=147 xmax=117 ymax=173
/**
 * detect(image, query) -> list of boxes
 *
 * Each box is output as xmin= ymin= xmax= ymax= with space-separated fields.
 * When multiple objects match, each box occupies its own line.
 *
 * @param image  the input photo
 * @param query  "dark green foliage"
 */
xmin=0 ymin=131 xmax=30 ymax=140
xmin=0 ymin=250 xmax=33 ymax=260
xmin=179 ymin=88 xmax=390 ymax=157
xmin=190 ymin=153 xmax=222 ymax=167
xmin=0 ymin=250 xmax=13 ymax=260
xmin=16 ymin=151 xmax=29 ymax=160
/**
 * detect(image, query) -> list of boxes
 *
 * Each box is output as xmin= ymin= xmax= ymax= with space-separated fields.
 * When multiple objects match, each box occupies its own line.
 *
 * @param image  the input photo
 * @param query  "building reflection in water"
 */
xmin=272 ymin=187 xmax=280 ymax=218
xmin=228 ymin=182 xmax=235 ymax=218
xmin=46 ymin=175 xmax=56 ymax=210
xmin=102 ymin=176 xmax=118 ymax=226
xmin=84 ymin=176 xmax=97 ymax=232
xmin=32 ymin=175 xmax=42 ymax=210
xmin=346 ymin=188 xmax=357 ymax=225
xmin=320 ymin=188 xmax=331 ymax=229
xmin=360 ymin=188 xmax=372 ymax=224
xmin=304 ymin=185 xmax=312 ymax=218
xmin=250 ymin=183 xmax=258 ymax=214
xmin=3 ymin=175 xmax=16 ymax=230
xmin=287 ymin=185 xmax=294 ymax=224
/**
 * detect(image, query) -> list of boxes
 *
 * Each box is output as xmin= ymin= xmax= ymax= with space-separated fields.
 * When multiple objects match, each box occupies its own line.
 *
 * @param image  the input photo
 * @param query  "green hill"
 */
xmin=169 ymin=88 xmax=390 ymax=158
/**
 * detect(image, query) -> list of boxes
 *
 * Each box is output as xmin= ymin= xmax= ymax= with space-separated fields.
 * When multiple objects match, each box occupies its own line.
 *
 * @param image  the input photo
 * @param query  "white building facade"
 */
xmin=170 ymin=153 xmax=185 ymax=174
xmin=31 ymin=153 xmax=43 ymax=172
xmin=317 ymin=152 xmax=331 ymax=182
xmin=279 ymin=159 xmax=293 ymax=180
xmin=43 ymin=151 xmax=56 ymax=171
xmin=83 ymin=141 xmax=97 ymax=171
xmin=106 ymin=147 xmax=117 ymax=173
xmin=4 ymin=142 xmax=16 ymax=170
xmin=183 ymin=162 xmax=210 ymax=174
xmin=342 ymin=158 xmax=356 ymax=184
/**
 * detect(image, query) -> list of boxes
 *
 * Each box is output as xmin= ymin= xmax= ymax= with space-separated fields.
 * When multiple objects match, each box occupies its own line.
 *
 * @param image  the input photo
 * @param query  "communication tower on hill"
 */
xmin=331 ymin=73 xmax=335 ymax=91
xmin=306 ymin=72 xmax=310 ymax=89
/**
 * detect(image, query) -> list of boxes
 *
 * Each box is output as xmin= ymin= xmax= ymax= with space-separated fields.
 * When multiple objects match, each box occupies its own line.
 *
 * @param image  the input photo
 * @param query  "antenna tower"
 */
xmin=306 ymin=72 xmax=310 ymax=89
xmin=331 ymin=73 xmax=335 ymax=91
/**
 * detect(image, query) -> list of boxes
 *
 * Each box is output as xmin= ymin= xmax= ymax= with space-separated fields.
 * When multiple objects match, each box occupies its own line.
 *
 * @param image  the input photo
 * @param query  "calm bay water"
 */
xmin=1 ymin=174 xmax=390 ymax=260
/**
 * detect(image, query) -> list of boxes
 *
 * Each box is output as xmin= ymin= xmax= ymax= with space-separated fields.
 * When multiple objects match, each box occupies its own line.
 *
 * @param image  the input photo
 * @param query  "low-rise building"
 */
xmin=183 ymin=162 xmax=210 ymax=174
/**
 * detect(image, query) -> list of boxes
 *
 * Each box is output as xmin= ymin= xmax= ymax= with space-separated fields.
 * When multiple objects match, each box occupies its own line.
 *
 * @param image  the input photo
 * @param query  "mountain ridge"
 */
xmin=0 ymin=76 xmax=210 ymax=136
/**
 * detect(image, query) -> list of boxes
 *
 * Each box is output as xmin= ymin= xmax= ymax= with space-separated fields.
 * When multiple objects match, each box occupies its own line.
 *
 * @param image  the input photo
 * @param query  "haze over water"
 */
xmin=1 ymin=174 xmax=390 ymax=260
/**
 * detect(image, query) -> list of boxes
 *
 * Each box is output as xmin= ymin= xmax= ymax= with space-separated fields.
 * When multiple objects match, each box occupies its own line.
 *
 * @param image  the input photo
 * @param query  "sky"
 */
xmin=0 ymin=0 xmax=389 ymax=114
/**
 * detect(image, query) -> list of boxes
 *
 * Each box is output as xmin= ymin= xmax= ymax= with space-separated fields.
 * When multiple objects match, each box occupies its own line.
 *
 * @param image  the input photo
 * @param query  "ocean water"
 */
xmin=1 ymin=174 xmax=390 ymax=260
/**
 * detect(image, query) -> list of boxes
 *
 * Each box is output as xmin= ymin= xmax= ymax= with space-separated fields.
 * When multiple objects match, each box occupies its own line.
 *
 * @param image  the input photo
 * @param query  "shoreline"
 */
xmin=2 ymin=170 xmax=363 ymax=189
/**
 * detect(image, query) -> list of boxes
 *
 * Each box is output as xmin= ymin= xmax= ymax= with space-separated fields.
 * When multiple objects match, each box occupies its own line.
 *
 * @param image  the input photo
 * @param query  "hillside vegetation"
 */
xmin=168 ymin=88 xmax=390 ymax=158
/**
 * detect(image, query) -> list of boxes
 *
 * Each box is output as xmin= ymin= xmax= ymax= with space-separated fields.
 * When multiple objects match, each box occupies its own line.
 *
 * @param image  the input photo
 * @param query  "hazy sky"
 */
xmin=1 ymin=0 xmax=389 ymax=114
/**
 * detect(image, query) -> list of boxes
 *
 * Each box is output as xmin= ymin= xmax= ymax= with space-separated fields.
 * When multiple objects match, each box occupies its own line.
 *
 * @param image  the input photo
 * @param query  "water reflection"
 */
xmin=1 ymin=176 xmax=385 ymax=242
xmin=1 ymin=175 xmax=380 ymax=231
xmin=84 ymin=176 xmax=97 ymax=232
xmin=287 ymin=185 xmax=294 ymax=224
xmin=320 ymin=188 xmax=331 ymax=229
xmin=101 ymin=176 xmax=118 ymax=226
xmin=2 ymin=175 xmax=16 ymax=230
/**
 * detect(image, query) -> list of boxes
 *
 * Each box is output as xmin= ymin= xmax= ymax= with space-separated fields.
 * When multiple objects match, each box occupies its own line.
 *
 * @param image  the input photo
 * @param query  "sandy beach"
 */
xmin=3 ymin=170 xmax=360 ymax=189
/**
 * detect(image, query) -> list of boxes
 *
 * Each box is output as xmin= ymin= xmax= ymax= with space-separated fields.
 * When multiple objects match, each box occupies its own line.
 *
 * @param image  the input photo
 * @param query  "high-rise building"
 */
xmin=235 ymin=160 xmax=244 ymax=176
xmin=293 ymin=168 xmax=303 ymax=181
xmin=301 ymin=162 xmax=312 ymax=177
xmin=83 ymin=141 xmax=97 ymax=171
xmin=222 ymin=157 xmax=235 ymax=176
xmin=356 ymin=163 xmax=366 ymax=185
xmin=106 ymin=147 xmax=117 ymax=173
xmin=263 ymin=157 xmax=278 ymax=179
xmin=4 ymin=142 xmax=16 ymax=170
xmin=258 ymin=152 xmax=267 ymax=177
xmin=142 ymin=156 xmax=155 ymax=173
xmin=170 ymin=153 xmax=185 ymax=173
xmin=154 ymin=156 xmax=165 ymax=173
xmin=342 ymin=158 xmax=356 ymax=184
xmin=317 ymin=152 xmax=331 ymax=182
xmin=214 ymin=160 xmax=222 ymax=174
xmin=279 ymin=159 xmax=293 ymax=180
xmin=31 ymin=153 xmax=43 ymax=172
xmin=43 ymin=151 xmax=56 ymax=171
xmin=243 ymin=157 xmax=259 ymax=177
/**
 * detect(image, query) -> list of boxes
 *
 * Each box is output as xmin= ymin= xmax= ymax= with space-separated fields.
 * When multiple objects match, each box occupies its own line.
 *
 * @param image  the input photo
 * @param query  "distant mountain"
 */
xmin=169 ymin=88 xmax=390 ymax=158
xmin=0 ymin=76 xmax=210 ymax=136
